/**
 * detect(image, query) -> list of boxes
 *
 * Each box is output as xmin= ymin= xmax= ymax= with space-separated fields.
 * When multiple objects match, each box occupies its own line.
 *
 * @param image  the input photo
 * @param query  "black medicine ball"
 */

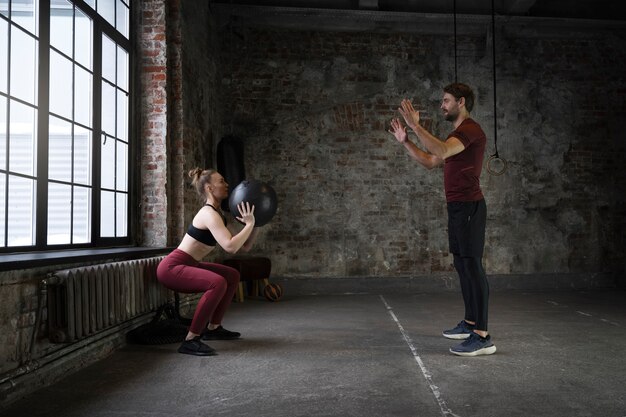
xmin=228 ymin=180 xmax=278 ymax=227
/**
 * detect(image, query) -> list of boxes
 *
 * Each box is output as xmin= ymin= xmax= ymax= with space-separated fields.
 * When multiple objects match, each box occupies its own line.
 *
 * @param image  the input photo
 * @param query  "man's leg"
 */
xmin=462 ymin=256 xmax=489 ymax=333
xmin=449 ymin=200 xmax=496 ymax=356
xmin=454 ymin=253 xmax=476 ymax=325
xmin=450 ymin=256 xmax=495 ymax=356
xmin=443 ymin=202 xmax=477 ymax=339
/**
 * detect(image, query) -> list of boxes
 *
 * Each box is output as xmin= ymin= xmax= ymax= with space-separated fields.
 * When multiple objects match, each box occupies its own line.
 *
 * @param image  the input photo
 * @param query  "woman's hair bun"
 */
xmin=188 ymin=167 xmax=203 ymax=179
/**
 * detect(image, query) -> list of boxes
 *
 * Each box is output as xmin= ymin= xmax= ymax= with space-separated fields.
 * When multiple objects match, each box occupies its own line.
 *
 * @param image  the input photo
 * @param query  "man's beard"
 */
xmin=444 ymin=111 xmax=457 ymax=122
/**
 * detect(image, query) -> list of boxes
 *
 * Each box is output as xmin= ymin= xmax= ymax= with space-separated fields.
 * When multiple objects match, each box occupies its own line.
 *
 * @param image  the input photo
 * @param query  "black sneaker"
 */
xmin=450 ymin=333 xmax=497 ymax=357
xmin=177 ymin=337 xmax=217 ymax=356
xmin=201 ymin=326 xmax=241 ymax=340
xmin=442 ymin=320 xmax=475 ymax=340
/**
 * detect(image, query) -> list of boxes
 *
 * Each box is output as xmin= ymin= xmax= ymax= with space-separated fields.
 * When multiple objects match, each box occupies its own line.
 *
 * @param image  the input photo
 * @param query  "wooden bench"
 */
xmin=222 ymin=257 xmax=272 ymax=302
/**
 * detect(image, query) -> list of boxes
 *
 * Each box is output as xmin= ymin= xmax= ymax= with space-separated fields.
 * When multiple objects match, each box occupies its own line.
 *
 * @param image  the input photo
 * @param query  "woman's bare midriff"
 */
xmin=177 ymin=234 xmax=215 ymax=261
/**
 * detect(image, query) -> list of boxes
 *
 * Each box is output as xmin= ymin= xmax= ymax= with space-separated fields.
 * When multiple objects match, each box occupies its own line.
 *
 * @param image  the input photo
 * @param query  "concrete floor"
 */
xmin=3 ymin=289 xmax=626 ymax=417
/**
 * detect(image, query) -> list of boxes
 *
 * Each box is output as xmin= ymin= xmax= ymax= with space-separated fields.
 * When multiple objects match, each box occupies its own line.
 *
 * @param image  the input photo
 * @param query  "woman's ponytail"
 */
xmin=187 ymin=168 xmax=217 ymax=200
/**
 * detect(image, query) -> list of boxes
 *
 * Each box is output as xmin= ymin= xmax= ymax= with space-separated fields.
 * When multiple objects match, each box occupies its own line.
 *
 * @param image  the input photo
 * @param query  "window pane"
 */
xmin=115 ymin=192 xmax=126 ymax=236
xmin=100 ymin=189 xmax=114 ymax=237
xmin=75 ymin=64 xmax=92 ymax=127
xmin=49 ymin=50 xmax=72 ymax=119
xmin=116 ymin=140 xmax=126 ymax=191
xmin=101 ymin=80 xmax=115 ymax=136
xmin=1 ymin=0 xmax=133 ymax=249
xmin=9 ymin=100 xmax=36 ymax=176
xmin=8 ymin=175 xmax=35 ymax=246
xmin=0 ymin=18 xmax=7 ymax=94
xmin=75 ymin=7 xmax=92 ymax=70
xmin=48 ymin=116 xmax=72 ymax=182
xmin=98 ymin=0 xmax=115 ymax=28
xmin=50 ymin=0 xmax=73 ymax=58
xmin=100 ymin=133 xmax=114 ymax=189
xmin=10 ymin=27 xmax=38 ymax=104
xmin=12 ymin=0 xmax=38 ymax=37
xmin=0 ymin=97 xmax=6 ymax=169
xmin=74 ymin=125 xmax=91 ymax=185
xmin=0 ymin=173 xmax=4 ymax=246
xmin=102 ymin=34 xmax=115 ymax=83
xmin=47 ymin=182 xmax=71 ymax=244
xmin=116 ymin=89 xmax=127 ymax=142
xmin=116 ymin=46 xmax=127 ymax=91
xmin=115 ymin=0 xmax=128 ymax=39
xmin=73 ymin=185 xmax=90 ymax=243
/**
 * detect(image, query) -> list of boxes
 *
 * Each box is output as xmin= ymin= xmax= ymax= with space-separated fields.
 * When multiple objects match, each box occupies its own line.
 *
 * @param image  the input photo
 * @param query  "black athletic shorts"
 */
xmin=447 ymin=199 xmax=486 ymax=258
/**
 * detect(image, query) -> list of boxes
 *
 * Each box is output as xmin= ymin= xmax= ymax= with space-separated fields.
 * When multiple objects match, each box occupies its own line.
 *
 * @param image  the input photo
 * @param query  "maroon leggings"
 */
xmin=156 ymin=249 xmax=240 ymax=335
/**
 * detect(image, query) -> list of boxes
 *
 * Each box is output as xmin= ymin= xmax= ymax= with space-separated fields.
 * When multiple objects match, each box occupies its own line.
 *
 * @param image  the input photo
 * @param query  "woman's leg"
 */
xmin=198 ymin=263 xmax=240 ymax=326
xmin=158 ymin=255 xmax=230 ymax=336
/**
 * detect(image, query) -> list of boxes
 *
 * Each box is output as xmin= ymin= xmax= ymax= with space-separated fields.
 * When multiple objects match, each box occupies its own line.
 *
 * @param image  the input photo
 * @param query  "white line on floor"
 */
xmin=379 ymin=295 xmax=461 ymax=417
xmin=547 ymin=300 xmax=620 ymax=327
xmin=600 ymin=318 xmax=620 ymax=326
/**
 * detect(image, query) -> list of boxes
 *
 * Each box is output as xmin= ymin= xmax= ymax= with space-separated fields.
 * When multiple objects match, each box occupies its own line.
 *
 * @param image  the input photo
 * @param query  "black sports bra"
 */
xmin=186 ymin=204 xmax=226 ymax=246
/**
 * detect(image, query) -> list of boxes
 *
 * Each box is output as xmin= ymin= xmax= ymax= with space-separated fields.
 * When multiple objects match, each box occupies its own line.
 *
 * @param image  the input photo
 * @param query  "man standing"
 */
xmin=388 ymin=83 xmax=496 ymax=356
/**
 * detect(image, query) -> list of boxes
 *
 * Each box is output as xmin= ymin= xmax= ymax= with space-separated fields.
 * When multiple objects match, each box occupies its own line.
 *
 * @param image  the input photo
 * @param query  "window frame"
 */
xmin=0 ymin=0 xmax=135 ymax=253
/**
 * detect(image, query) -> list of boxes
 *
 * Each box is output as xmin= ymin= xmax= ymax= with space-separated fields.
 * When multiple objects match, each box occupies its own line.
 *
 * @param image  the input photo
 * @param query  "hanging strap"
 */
xmin=453 ymin=0 xmax=458 ymax=83
xmin=486 ymin=0 xmax=507 ymax=176
xmin=491 ymin=0 xmax=499 ymax=159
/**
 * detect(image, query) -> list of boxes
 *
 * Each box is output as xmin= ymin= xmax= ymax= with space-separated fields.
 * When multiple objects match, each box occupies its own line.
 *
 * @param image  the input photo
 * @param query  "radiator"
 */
xmin=45 ymin=256 xmax=170 ymax=343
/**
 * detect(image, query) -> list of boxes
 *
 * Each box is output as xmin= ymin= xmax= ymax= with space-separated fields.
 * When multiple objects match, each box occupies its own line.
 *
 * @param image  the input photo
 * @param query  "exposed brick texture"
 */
xmin=139 ymin=0 xmax=169 ymax=247
xmin=138 ymin=0 xmax=220 ymax=246
xmin=213 ymin=25 xmax=626 ymax=277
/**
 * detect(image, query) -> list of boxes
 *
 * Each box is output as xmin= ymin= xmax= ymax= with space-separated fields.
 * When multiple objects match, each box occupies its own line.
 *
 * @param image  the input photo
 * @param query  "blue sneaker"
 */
xmin=442 ymin=320 xmax=475 ymax=340
xmin=450 ymin=332 xmax=496 ymax=356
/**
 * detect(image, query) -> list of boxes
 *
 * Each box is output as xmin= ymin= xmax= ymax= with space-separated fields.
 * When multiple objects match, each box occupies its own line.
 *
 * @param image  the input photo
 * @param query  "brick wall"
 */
xmin=212 ymin=22 xmax=626 ymax=278
xmin=179 ymin=0 xmax=223 ymax=232
xmin=139 ymin=0 xmax=169 ymax=247
xmin=138 ymin=0 xmax=220 ymax=246
xmin=137 ymin=4 xmax=626 ymax=277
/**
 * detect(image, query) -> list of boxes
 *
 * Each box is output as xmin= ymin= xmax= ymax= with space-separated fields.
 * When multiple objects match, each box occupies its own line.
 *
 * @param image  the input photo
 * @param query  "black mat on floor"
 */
xmin=126 ymin=298 xmax=191 ymax=345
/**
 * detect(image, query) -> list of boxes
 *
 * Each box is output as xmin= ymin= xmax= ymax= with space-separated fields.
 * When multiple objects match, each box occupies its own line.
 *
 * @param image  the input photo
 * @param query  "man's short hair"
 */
xmin=443 ymin=83 xmax=475 ymax=113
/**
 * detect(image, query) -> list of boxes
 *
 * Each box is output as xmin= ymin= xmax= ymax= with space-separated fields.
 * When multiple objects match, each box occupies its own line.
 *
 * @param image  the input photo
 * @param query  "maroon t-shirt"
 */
xmin=443 ymin=118 xmax=486 ymax=202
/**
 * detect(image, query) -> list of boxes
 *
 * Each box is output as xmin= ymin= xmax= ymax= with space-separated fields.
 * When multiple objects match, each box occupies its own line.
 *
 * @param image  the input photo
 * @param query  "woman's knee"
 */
xmin=223 ymin=265 xmax=240 ymax=285
xmin=210 ymin=276 xmax=228 ymax=295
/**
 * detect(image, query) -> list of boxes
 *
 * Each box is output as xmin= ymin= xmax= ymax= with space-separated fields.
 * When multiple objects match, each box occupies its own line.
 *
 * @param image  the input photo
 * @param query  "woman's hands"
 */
xmin=236 ymin=201 xmax=255 ymax=227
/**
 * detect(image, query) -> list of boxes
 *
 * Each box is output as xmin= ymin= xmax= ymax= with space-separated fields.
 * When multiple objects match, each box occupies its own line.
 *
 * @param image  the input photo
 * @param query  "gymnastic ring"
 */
xmin=487 ymin=154 xmax=507 ymax=176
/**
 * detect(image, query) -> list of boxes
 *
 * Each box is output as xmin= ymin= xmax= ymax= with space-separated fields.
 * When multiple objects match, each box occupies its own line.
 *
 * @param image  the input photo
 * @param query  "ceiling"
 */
xmin=209 ymin=0 xmax=626 ymax=22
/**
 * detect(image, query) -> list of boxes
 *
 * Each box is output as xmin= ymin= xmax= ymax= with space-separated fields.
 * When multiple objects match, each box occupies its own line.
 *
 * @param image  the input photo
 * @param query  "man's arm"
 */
xmin=388 ymin=118 xmax=443 ymax=169
xmin=412 ymin=124 xmax=465 ymax=160
xmin=402 ymin=139 xmax=444 ymax=169
xmin=398 ymin=99 xmax=465 ymax=159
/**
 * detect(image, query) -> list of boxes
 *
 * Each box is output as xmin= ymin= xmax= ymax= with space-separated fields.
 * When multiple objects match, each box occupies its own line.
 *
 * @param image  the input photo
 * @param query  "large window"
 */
xmin=0 ymin=0 xmax=131 ymax=251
